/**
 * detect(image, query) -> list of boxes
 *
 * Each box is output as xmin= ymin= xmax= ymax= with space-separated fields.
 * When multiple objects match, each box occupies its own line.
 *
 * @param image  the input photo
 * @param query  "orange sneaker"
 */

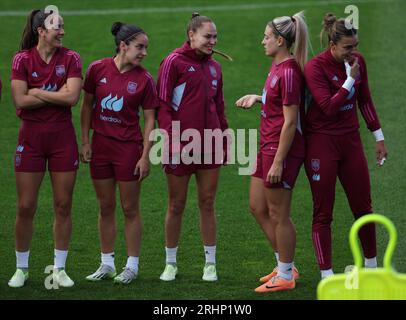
xmin=259 ymin=266 xmax=299 ymax=283
xmin=255 ymin=276 xmax=295 ymax=293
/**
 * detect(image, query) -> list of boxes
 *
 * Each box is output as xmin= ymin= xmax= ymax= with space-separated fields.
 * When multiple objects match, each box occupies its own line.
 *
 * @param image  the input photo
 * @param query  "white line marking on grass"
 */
xmin=0 ymin=0 xmax=399 ymax=17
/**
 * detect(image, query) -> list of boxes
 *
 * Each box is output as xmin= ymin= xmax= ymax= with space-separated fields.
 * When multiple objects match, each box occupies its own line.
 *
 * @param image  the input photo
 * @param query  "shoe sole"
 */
xmin=58 ymin=282 xmax=75 ymax=288
xmin=160 ymin=276 xmax=176 ymax=281
xmin=8 ymin=277 xmax=28 ymax=288
xmin=8 ymin=281 xmax=27 ymax=288
xmin=202 ymin=276 xmax=218 ymax=281
xmin=255 ymin=286 xmax=295 ymax=293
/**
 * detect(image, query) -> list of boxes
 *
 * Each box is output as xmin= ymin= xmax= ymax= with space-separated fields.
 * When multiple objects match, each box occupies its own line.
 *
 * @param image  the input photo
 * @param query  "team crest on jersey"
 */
xmin=209 ymin=65 xmax=217 ymax=78
xmin=311 ymin=159 xmax=320 ymax=172
xmin=55 ymin=65 xmax=66 ymax=77
xmin=127 ymin=81 xmax=137 ymax=94
xmin=270 ymin=76 xmax=278 ymax=88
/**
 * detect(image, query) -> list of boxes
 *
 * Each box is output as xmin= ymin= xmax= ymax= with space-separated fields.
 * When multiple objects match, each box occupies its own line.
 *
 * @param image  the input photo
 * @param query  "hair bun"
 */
xmin=323 ymin=13 xmax=336 ymax=29
xmin=191 ymin=12 xmax=200 ymax=19
xmin=111 ymin=22 xmax=123 ymax=36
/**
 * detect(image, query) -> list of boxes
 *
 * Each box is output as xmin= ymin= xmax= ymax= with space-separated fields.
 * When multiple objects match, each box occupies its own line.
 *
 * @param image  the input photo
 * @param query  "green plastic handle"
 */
xmin=349 ymin=214 xmax=397 ymax=269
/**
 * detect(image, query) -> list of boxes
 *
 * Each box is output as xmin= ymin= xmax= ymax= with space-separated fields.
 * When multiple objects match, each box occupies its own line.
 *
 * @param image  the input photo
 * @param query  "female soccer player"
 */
xmin=304 ymin=13 xmax=388 ymax=279
xmin=81 ymin=22 xmax=158 ymax=284
xmin=236 ymin=12 xmax=309 ymax=292
xmin=9 ymin=9 xmax=82 ymax=288
xmin=157 ymin=13 xmax=228 ymax=282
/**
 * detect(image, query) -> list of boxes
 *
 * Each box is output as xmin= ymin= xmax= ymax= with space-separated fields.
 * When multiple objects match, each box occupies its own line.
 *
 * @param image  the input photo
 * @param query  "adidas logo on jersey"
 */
xmin=32 ymin=72 xmax=38 ymax=78
xmin=100 ymin=78 xmax=107 ymax=84
xmin=188 ymin=66 xmax=196 ymax=72
xmin=332 ymin=75 xmax=338 ymax=81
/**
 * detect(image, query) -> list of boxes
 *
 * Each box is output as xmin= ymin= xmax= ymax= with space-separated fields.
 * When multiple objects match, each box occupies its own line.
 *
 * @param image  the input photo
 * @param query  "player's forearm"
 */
xmin=315 ymin=87 xmax=350 ymax=117
xmin=274 ymin=120 xmax=297 ymax=164
xmin=80 ymin=102 xmax=93 ymax=145
xmin=13 ymin=94 xmax=47 ymax=110
xmin=34 ymin=90 xmax=80 ymax=107
xmin=141 ymin=116 xmax=156 ymax=160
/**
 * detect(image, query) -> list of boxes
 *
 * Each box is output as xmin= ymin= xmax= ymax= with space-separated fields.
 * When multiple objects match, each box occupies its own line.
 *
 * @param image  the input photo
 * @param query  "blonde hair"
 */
xmin=268 ymin=11 xmax=309 ymax=72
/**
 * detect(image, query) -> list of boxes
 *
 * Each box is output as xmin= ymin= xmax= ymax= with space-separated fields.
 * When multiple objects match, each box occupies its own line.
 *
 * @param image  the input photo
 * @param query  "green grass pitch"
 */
xmin=0 ymin=0 xmax=405 ymax=300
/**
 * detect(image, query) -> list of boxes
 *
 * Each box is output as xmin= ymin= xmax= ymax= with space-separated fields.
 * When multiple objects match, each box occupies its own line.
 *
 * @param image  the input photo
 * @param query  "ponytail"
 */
xmin=20 ymin=10 xmax=40 ymax=50
xmin=269 ymin=11 xmax=309 ymax=72
xmin=291 ymin=12 xmax=309 ymax=72
xmin=19 ymin=9 xmax=55 ymax=51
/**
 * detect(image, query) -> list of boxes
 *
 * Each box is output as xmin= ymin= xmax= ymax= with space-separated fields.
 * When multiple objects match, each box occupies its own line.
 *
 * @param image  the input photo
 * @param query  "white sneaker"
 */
xmin=53 ymin=268 xmax=74 ymax=287
xmin=86 ymin=264 xmax=116 ymax=281
xmin=159 ymin=264 xmax=178 ymax=281
xmin=114 ymin=267 xmax=137 ymax=284
xmin=202 ymin=263 xmax=218 ymax=281
xmin=8 ymin=269 xmax=29 ymax=288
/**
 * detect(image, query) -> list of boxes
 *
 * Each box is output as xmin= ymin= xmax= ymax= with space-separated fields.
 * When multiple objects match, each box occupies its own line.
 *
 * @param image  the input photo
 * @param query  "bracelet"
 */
xmin=372 ymin=128 xmax=384 ymax=142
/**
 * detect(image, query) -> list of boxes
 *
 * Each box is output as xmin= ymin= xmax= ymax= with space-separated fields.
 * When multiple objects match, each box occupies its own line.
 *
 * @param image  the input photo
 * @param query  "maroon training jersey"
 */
xmin=11 ymin=47 xmax=82 ymax=122
xmin=157 ymin=42 xmax=228 ymax=138
xmin=304 ymin=49 xmax=381 ymax=135
xmin=83 ymin=57 xmax=159 ymax=142
xmin=260 ymin=58 xmax=305 ymax=158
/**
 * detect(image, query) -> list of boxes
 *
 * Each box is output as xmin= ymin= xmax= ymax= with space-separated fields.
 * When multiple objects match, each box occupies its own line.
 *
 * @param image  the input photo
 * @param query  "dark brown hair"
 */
xmin=111 ymin=22 xmax=145 ymax=53
xmin=20 ymin=9 xmax=54 ymax=50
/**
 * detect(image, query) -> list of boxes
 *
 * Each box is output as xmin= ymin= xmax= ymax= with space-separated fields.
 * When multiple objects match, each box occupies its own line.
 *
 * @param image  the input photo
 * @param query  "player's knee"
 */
xmin=249 ymin=201 xmax=260 ymax=215
xmin=198 ymin=196 xmax=215 ymax=213
xmin=17 ymin=201 xmax=36 ymax=219
xmin=54 ymin=200 xmax=72 ymax=218
xmin=122 ymin=204 xmax=139 ymax=219
xmin=99 ymin=200 xmax=116 ymax=217
xmin=267 ymin=206 xmax=280 ymax=222
xmin=168 ymin=199 xmax=186 ymax=216
xmin=249 ymin=202 xmax=268 ymax=221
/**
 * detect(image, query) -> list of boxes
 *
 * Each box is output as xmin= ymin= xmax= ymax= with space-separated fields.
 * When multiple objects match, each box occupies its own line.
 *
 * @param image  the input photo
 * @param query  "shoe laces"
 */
xmin=119 ymin=267 xmax=136 ymax=280
xmin=98 ymin=264 xmax=114 ymax=274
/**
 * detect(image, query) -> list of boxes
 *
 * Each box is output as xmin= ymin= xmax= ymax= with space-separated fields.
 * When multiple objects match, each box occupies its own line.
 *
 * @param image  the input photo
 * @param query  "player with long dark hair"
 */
xmin=9 ymin=9 xmax=82 ymax=288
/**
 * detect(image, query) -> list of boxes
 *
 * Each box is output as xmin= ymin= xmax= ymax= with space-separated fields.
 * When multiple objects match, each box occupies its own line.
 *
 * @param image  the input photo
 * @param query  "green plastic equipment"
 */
xmin=317 ymin=214 xmax=406 ymax=299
